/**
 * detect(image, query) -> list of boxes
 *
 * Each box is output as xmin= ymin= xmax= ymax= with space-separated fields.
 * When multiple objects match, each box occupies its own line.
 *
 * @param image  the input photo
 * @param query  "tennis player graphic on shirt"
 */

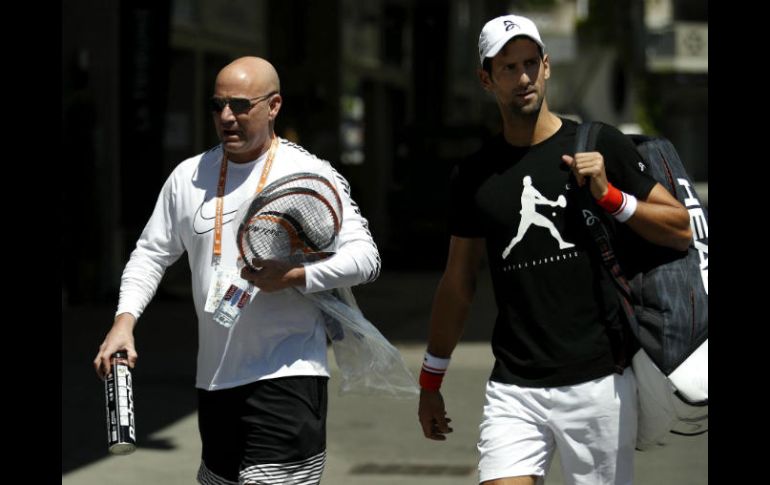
xmin=502 ymin=175 xmax=574 ymax=259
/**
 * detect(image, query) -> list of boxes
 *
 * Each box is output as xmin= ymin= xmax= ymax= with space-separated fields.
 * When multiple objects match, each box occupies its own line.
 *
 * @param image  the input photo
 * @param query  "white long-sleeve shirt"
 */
xmin=116 ymin=138 xmax=381 ymax=389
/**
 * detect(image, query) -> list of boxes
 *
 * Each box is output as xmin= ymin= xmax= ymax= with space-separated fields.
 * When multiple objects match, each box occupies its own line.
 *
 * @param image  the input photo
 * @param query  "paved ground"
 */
xmin=62 ymin=268 xmax=707 ymax=484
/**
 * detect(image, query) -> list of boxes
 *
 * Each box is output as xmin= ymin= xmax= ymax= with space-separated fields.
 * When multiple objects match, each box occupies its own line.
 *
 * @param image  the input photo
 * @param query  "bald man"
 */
xmin=95 ymin=57 xmax=381 ymax=484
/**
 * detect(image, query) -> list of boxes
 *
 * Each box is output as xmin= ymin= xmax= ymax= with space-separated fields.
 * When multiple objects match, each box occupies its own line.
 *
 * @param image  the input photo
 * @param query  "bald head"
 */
xmin=212 ymin=57 xmax=283 ymax=163
xmin=215 ymin=56 xmax=281 ymax=96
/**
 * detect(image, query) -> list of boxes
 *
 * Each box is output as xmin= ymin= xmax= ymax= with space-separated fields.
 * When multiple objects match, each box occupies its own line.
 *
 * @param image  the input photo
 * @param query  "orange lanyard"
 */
xmin=212 ymin=135 xmax=279 ymax=265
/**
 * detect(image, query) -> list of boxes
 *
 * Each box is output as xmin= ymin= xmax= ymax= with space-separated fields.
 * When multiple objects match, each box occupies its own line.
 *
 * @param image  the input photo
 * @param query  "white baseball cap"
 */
xmin=478 ymin=14 xmax=545 ymax=65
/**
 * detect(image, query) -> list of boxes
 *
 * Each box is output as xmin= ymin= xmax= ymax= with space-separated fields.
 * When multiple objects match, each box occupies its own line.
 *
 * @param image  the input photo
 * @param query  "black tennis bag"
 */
xmin=575 ymin=122 xmax=708 ymax=450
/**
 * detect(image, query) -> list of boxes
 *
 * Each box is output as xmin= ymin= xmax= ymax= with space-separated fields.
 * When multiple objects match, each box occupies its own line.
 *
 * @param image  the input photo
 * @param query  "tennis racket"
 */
xmin=235 ymin=173 xmax=343 ymax=267
xmin=229 ymin=171 xmax=418 ymax=397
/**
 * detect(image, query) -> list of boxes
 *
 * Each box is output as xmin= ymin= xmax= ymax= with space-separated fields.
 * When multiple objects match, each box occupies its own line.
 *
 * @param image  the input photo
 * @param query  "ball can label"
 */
xmin=105 ymin=352 xmax=136 ymax=455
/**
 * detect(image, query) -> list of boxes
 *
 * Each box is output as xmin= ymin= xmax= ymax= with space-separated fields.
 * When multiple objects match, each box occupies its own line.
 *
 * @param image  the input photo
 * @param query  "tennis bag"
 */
xmin=575 ymin=122 xmax=708 ymax=450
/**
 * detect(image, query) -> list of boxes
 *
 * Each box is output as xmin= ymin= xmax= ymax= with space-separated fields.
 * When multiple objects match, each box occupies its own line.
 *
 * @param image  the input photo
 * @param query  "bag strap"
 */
xmin=574 ymin=122 xmax=637 ymax=372
xmin=574 ymin=123 xmax=634 ymax=301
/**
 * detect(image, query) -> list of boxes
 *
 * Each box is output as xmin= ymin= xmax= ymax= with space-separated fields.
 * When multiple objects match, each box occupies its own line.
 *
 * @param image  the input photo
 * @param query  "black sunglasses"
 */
xmin=209 ymin=91 xmax=278 ymax=115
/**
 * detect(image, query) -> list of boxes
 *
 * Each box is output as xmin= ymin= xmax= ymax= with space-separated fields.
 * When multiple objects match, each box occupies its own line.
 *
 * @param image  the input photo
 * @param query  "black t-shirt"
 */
xmin=449 ymin=118 xmax=656 ymax=387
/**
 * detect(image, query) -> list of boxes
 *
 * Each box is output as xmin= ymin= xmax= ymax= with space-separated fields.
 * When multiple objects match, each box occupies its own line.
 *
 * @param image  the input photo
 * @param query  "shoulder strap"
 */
xmin=574 ymin=123 xmax=632 ymax=300
xmin=575 ymin=121 xmax=601 ymax=154
xmin=574 ymin=122 xmax=637 ymax=371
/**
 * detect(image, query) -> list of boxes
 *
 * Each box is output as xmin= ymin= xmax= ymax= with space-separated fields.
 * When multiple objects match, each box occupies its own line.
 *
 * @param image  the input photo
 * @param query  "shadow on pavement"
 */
xmin=62 ymin=296 xmax=199 ymax=474
xmin=62 ymin=269 xmax=492 ymax=474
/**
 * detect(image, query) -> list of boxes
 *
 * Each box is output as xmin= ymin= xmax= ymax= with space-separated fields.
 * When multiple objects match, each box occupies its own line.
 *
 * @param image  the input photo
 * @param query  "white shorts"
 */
xmin=477 ymin=370 xmax=637 ymax=485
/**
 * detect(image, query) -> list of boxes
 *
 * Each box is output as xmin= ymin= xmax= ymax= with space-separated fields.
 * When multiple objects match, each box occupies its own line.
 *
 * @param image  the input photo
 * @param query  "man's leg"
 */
xmin=196 ymin=376 xmax=329 ymax=485
xmin=238 ymin=376 xmax=328 ymax=485
xmin=477 ymin=381 xmax=555 ymax=485
xmin=550 ymin=370 xmax=638 ymax=485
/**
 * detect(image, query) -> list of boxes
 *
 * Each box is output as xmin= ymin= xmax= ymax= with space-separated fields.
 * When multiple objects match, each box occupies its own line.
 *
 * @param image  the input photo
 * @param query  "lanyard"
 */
xmin=212 ymin=135 xmax=279 ymax=265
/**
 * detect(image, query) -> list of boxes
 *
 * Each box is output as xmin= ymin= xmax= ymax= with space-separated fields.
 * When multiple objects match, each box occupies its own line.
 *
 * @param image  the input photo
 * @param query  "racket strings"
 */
xmin=262 ymin=177 xmax=342 ymax=219
xmin=261 ymin=172 xmax=342 ymax=215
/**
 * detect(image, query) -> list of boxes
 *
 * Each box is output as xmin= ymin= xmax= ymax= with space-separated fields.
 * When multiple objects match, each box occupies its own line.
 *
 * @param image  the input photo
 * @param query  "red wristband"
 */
xmin=596 ymin=182 xmax=623 ymax=213
xmin=419 ymin=369 xmax=444 ymax=391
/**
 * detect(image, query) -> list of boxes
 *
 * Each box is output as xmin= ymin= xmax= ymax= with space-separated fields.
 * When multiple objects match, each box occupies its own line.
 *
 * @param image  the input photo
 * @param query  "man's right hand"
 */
xmin=418 ymin=389 xmax=453 ymax=440
xmin=93 ymin=313 xmax=138 ymax=380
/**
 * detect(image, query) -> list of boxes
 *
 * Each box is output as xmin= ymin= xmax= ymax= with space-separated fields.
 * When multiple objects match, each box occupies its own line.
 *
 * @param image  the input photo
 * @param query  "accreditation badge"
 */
xmin=204 ymin=266 xmax=241 ymax=313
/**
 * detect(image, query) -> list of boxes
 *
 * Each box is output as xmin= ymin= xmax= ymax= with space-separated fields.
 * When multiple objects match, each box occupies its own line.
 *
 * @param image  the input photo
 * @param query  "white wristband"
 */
xmin=612 ymin=192 xmax=638 ymax=223
xmin=422 ymin=352 xmax=451 ymax=373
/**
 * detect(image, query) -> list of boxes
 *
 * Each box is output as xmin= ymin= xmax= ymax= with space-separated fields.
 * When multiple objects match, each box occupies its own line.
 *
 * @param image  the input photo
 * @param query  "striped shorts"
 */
xmin=196 ymin=376 xmax=328 ymax=485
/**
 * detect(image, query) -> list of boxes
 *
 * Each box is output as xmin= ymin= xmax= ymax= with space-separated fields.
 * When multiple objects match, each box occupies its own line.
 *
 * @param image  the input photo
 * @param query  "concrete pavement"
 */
xmin=62 ymin=269 xmax=707 ymax=484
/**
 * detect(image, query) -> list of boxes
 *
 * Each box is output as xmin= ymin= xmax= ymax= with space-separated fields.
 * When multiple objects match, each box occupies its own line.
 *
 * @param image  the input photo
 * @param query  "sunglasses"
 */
xmin=209 ymin=91 xmax=278 ymax=115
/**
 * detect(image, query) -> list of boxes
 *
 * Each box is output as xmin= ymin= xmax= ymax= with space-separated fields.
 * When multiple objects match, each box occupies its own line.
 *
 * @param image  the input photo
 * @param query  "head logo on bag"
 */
xmin=677 ymin=178 xmax=708 ymax=294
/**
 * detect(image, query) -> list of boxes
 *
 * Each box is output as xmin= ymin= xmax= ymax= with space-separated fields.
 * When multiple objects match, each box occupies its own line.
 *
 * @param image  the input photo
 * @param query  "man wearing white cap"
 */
xmin=417 ymin=14 xmax=692 ymax=485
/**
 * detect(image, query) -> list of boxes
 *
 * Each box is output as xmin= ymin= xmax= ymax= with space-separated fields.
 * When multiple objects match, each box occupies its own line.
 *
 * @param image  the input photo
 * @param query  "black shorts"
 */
xmin=196 ymin=376 xmax=328 ymax=484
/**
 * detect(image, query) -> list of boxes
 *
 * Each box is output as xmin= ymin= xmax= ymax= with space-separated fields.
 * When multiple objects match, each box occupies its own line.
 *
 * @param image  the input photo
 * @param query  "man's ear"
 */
xmin=268 ymin=94 xmax=283 ymax=121
xmin=478 ymin=68 xmax=493 ymax=92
